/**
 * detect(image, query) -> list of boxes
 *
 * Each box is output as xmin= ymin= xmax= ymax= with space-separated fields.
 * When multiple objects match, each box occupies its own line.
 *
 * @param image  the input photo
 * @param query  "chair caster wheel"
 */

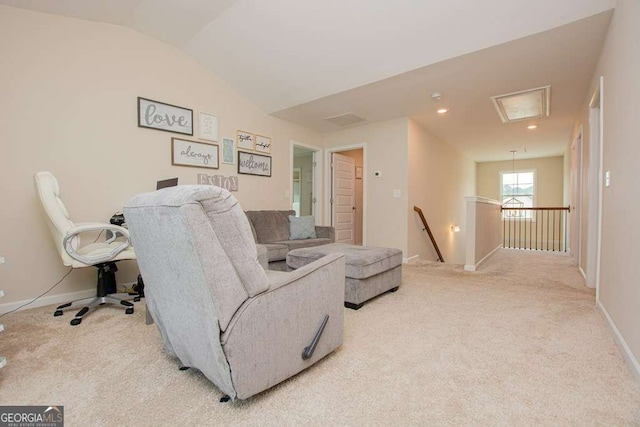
xmin=54 ymin=310 xmax=63 ymax=317
xmin=125 ymin=307 xmax=134 ymax=315
xmin=134 ymin=296 xmax=141 ymax=302
xmin=70 ymin=318 xmax=82 ymax=326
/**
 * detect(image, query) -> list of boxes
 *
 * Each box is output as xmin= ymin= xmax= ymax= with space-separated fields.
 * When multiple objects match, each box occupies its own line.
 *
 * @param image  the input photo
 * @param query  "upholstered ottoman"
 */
xmin=287 ymin=243 xmax=402 ymax=310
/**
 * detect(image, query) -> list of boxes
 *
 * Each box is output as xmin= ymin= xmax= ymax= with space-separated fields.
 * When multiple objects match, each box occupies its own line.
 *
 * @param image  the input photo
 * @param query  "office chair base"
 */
xmin=54 ymin=293 xmax=134 ymax=326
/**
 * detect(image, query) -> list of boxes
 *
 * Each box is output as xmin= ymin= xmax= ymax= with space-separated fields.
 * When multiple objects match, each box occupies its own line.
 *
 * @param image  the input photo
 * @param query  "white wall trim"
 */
xmin=598 ymin=300 xmax=640 ymax=385
xmin=464 ymin=196 xmax=502 ymax=206
xmin=578 ymin=267 xmax=587 ymax=281
xmin=464 ymin=245 xmax=502 ymax=272
xmin=0 ymin=289 xmax=95 ymax=315
xmin=403 ymin=254 xmax=419 ymax=264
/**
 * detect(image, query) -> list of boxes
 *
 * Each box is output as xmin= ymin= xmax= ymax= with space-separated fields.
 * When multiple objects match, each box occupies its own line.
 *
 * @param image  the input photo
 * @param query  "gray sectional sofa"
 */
xmin=245 ymin=210 xmax=334 ymax=270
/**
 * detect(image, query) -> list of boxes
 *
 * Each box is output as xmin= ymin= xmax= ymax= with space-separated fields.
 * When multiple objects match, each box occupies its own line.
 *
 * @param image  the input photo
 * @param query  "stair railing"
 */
xmin=413 ymin=206 xmax=444 ymax=262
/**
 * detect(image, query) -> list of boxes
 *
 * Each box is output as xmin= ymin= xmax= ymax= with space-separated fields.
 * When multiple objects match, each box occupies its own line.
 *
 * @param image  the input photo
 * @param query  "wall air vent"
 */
xmin=491 ymin=85 xmax=551 ymax=123
xmin=324 ymin=112 xmax=366 ymax=127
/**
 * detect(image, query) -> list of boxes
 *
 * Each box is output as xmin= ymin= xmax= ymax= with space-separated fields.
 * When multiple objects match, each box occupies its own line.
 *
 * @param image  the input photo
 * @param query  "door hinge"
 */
xmin=313 ymin=161 xmax=317 ymax=167
xmin=330 ymin=198 xmax=334 ymax=205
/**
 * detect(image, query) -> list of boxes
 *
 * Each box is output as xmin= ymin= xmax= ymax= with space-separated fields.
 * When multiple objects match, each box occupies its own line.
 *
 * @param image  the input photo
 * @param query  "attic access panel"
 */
xmin=491 ymin=85 xmax=550 ymax=123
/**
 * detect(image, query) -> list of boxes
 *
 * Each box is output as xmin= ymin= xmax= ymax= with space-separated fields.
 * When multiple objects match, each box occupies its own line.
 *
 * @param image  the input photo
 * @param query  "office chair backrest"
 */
xmin=34 ymin=171 xmax=78 ymax=266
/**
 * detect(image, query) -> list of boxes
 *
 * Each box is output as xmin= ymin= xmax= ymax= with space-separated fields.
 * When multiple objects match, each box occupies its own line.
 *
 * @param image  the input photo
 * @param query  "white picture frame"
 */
xmin=222 ymin=138 xmax=235 ymax=165
xmin=198 ymin=112 xmax=219 ymax=141
xmin=171 ymin=138 xmax=219 ymax=169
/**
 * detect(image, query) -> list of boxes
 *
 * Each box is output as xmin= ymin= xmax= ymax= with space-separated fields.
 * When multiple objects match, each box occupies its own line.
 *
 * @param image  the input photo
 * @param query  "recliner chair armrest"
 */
xmin=314 ymin=226 xmax=335 ymax=243
xmin=63 ymin=223 xmax=131 ymax=265
xmin=220 ymin=253 xmax=345 ymax=400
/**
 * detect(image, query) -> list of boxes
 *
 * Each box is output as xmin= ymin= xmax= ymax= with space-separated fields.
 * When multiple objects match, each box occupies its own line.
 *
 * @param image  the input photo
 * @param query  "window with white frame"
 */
xmin=500 ymin=170 xmax=535 ymax=218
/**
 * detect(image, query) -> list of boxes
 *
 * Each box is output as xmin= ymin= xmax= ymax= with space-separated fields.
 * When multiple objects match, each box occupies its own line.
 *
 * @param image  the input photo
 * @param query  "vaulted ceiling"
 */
xmin=1 ymin=0 xmax=616 ymax=161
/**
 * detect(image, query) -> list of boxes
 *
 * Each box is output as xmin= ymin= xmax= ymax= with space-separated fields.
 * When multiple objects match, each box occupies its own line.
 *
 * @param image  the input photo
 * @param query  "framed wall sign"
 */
xmin=171 ymin=138 xmax=219 ymax=169
xmin=198 ymin=112 xmax=218 ymax=141
xmin=238 ymin=151 xmax=271 ymax=177
xmin=138 ymin=97 xmax=193 ymax=135
xmin=237 ymin=130 xmax=255 ymax=151
xmin=222 ymin=138 xmax=235 ymax=165
xmin=255 ymin=134 xmax=271 ymax=154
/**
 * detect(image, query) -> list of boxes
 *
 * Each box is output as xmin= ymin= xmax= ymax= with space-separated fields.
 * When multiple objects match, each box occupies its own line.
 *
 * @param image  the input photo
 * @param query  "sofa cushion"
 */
xmin=245 ymin=210 xmax=294 ymax=243
xmin=289 ymin=215 xmax=317 ymax=240
xmin=272 ymin=238 xmax=332 ymax=252
xmin=262 ymin=243 xmax=289 ymax=262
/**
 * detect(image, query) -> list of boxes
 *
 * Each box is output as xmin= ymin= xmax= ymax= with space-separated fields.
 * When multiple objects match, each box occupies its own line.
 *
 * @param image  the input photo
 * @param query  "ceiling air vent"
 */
xmin=324 ymin=112 xmax=366 ymax=127
xmin=491 ymin=85 xmax=551 ymax=123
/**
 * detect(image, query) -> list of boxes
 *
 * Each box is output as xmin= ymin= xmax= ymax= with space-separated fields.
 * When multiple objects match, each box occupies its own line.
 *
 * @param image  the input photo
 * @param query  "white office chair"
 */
xmin=34 ymin=171 xmax=137 ymax=326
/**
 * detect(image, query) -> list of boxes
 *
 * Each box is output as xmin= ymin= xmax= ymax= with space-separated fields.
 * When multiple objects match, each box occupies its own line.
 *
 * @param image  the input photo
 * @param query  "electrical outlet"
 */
xmin=0 ymin=256 xmax=4 ymax=264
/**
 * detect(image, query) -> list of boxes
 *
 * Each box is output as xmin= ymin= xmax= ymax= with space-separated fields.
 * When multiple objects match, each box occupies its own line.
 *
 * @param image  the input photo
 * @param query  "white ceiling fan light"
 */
xmin=491 ymin=85 xmax=551 ymax=123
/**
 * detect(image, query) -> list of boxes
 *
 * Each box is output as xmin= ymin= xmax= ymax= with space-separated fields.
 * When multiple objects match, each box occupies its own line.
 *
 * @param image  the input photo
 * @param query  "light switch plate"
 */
xmin=392 ymin=189 xmax=401 ymax=198
xmin=0 ymin=257 xmax=4 ymax=264
xmin=605 ymin=170 xmax=611 ymax=187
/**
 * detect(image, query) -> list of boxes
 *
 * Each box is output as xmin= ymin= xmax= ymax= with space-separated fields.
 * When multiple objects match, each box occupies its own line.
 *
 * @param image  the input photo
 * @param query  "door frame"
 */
xmin=324 ymin=143 xmax=367 ymax=245
xmin=586 ymin=76 xmax=604 ymax=301
xmin=290 ymin=140 xmax=323 ymax=224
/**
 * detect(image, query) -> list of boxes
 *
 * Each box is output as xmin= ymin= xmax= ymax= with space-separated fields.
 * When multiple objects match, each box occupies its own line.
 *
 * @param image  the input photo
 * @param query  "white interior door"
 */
xmin=332 ymin=153 xmax=355 ymax=244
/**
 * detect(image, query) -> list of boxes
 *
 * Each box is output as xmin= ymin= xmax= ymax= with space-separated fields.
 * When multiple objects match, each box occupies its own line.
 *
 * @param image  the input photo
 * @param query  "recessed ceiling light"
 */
xmin=437 ymin=108 xmax=449 ymax=114
xmin=431 ymin=92 xmax=442 ymax=100
xmin=527 ymin=125 xmax=538 ymax=130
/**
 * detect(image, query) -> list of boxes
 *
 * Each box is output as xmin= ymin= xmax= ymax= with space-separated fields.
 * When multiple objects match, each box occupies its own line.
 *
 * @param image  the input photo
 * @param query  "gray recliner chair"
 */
xmin=124 ymin=185 xmax=345 ymax=401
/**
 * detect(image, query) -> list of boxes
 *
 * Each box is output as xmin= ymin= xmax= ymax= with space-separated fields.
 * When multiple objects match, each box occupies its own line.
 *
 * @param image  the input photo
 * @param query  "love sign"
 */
xmin=138 ymin=97 xmax=193 ymax=135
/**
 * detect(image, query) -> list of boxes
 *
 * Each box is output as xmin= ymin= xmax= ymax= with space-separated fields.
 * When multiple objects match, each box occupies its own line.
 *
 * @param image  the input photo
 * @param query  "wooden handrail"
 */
xmin=501 ymin=206 xmax=570 ymax=211
xmin=413 ymin=206 xmax=444 ymax=263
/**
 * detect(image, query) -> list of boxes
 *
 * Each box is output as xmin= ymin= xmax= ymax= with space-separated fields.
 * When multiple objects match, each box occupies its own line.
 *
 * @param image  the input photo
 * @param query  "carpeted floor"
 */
xmin=1 ymin=249 xmax=639 ymax=425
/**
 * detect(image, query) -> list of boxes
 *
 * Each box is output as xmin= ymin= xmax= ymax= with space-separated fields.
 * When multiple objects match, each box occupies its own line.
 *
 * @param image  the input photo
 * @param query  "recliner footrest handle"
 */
xmin=302 ymin=315 xmax=329 ymax=360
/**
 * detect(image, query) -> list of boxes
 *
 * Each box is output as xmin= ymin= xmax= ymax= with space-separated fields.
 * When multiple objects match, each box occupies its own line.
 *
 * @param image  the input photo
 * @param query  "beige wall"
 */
xmin=322 ymin=118 xmax=408 ymax=254
xmin=476 ymin=156 xmax=565 ymax=207
xmin=0 ymin=6 xmax=322 ymax=306
xmin=407 ymin=120 xmax=475 ymax=264
xmin=585 ymin=0 xmax=640 ymax=375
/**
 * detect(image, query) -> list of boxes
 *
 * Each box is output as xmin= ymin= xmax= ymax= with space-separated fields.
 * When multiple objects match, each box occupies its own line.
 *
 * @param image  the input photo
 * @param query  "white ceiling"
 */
xmin=1 ymin=0 xmax=616 ymax=161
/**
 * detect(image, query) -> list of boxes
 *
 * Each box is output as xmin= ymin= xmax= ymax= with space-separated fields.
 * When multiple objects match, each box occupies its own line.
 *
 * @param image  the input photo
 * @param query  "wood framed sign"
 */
xmin=238 ymin=151 xmax=271 ymax=177
xmin=255 ymin=134 xmax=271 ymax=154
xmin=171 ymin=138 xmax=218 ymax=169
xmin=138 ymin=97 xmax=193 ymax=135
xmin=237 ymin=130 xmax=255 ymax=151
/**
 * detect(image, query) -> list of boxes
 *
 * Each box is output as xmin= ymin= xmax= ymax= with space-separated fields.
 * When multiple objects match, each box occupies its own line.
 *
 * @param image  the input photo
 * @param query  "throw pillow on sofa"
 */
xmin=289 ymin=215 xmax=317 ymax=240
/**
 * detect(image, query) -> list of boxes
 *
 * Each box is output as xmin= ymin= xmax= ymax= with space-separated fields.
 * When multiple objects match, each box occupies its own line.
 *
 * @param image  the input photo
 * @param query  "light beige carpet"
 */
xmin=1 ymin=249 xmax=639 ymax=425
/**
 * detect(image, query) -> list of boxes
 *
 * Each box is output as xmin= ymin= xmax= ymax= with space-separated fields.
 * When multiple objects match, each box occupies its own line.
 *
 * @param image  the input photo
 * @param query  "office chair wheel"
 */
xmin=134 ymin=296 xmax=141 ymax=302
xmin=70 ymin=318 xmax=82 ymax=326
xmin=54 ymin=310 xmax=63 ymax=317
xmin=125 ymin=307 xmax=134 ymax=315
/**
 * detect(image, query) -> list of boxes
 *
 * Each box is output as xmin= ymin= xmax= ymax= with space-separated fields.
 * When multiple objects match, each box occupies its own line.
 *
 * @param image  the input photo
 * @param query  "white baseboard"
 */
xmin=598 ymin=300 xmax=640 ymax=385
xmin=0 ymin=288 xmax=95 ymax=315
xmin=464 ymin=245 xmax=502 ymax=272
xmin=578 ymin=267 xmax=587 ymax=280
xmin=403 ymin=255 xmax=419 ymax=264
